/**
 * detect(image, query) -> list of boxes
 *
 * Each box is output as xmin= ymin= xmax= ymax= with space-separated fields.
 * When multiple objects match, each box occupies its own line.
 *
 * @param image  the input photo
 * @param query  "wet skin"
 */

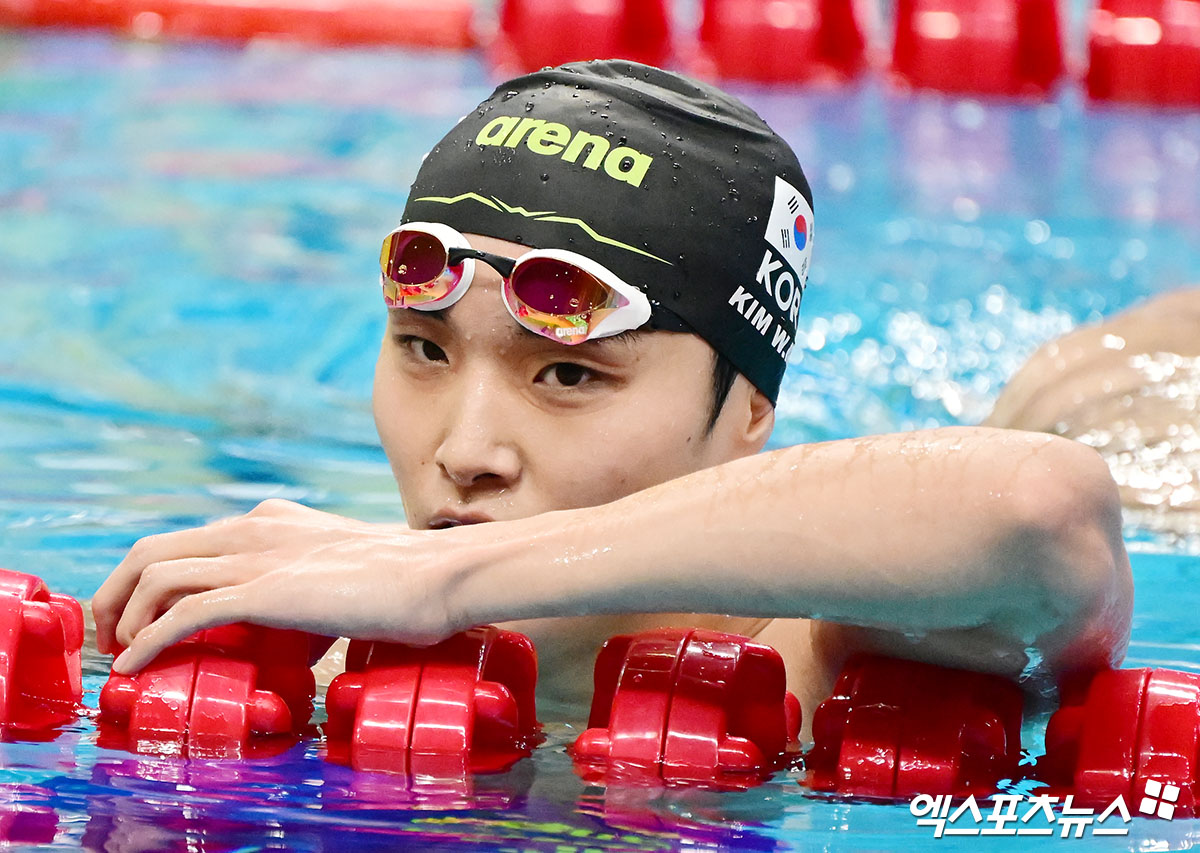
xmin=92 ymin=235 xmax=1134 ymax=740
xmin=371 ymin=234 xmax=778 ymax=712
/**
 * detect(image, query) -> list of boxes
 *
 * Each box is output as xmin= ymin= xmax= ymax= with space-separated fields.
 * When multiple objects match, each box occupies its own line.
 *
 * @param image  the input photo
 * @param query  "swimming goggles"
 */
xmin=379 ymin=222 xmax=654 ymax=344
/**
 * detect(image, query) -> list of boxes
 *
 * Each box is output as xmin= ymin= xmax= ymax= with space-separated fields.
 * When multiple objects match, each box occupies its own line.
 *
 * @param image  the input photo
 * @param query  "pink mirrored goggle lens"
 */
xmin=509 ymin=257 xmax=620 ymax=315
xmin=505 ymin=258 xmax=629 ymax=343
xmin=380 ymin=230 xmax=462 ymax=307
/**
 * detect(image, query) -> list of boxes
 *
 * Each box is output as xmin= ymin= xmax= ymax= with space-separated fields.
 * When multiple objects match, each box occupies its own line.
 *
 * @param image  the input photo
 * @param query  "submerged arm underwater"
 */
xmin=92 ymin=425 xmax=1133 ymax=726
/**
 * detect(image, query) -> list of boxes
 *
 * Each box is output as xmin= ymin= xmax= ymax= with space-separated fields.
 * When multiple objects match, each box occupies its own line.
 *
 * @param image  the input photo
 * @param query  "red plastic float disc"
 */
xmin=0 ymin=568 xmax=84 ymax=732
xmin=691 ymin=0 xmax=865 ymax=83
xmin=1087 ymin=0 xmax=1200 ymax=106
xmin=98 ymin=624 xmax=314 ymax=758
xmin=806 ymin=655 xmax=1023 ymax=799
xmin=490 ymin=0 xmax=670 ymax=74
xmin=324 ymin=626 xmax=539 ymax=776
xmin=571 ymin=627 xmax=800 ymax=787
xmin=891 ymin=0 xmax=1063 ymax=96
xmin=1042 ymin=668 xmax=1200 ymax=817
xmin=0 ymin=0 xmax=474 ymax=49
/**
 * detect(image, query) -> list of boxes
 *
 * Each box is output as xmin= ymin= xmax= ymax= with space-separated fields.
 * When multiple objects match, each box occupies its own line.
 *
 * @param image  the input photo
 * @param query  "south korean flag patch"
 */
xmin=764 ymin=175 xmax=814 ymax=304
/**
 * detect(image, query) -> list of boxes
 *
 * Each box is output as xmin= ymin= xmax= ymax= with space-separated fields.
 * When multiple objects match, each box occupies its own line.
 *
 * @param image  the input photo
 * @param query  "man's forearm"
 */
xmin=452 ymin=426 xmax=1132 ymax=672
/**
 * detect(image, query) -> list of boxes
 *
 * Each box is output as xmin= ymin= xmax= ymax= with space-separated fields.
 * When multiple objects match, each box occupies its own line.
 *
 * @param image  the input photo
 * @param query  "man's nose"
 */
xmin=433 ymin=372 xmax=522 ymax=491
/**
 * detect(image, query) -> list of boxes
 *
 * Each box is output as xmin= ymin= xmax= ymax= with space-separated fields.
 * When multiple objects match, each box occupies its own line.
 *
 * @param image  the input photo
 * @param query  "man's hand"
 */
xmin=92 ymin=499 xmax=470 ymax=674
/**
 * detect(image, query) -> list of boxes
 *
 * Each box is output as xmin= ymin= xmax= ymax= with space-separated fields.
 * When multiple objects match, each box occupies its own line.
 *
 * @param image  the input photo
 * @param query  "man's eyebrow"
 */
xmin=585 ymin=329 xmax=648 ymax=351
xmin=492 ymin=323 xmax=649 ymax=358
xmin=389 ymin=306 xmax=650 ymax=354
xmin=563 ymin=328 xmax=652 ymax=360
xmin=388 ymin=307 xmax=448 ymax=324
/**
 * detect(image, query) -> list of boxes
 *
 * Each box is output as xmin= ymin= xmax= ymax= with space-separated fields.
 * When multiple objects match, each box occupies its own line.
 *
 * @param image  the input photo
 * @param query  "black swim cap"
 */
xmin=402 ymin=59 xmax=813 ymax=405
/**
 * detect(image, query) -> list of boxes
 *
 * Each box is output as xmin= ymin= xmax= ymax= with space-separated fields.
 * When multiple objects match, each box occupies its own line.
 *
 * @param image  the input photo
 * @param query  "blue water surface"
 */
xmin=2 ymin=27 xmax=1200 ymax=852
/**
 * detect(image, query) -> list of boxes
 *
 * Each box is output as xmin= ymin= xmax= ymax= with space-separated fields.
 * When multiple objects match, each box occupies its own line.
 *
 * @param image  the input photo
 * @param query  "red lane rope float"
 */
xmin=0 ymin=568 xmax=83 ymax=733
xmin=1041 ymin=668 xmax=1200 ymax=817
xmin=1087 ymin=0 xmax=1200 ymax=106
xmin=491 ymin=0 xmax=670 ymax=74
xmin=98 ymin=624 xmax=316 ymax=759
xmin=690 ymin=0 xmax=866 ymax=84
xmin=806 ymin=655 xmax=1024 ymax=799
xmin=571 ymin=627 xmax=802 ymax=788
xmin=891 ymin=0 xmax=1064 ymax=96
xmin=0 ymin=0 xmax=474 ymax=49
xmin=324 ymin=626 xmax=540 ymax=777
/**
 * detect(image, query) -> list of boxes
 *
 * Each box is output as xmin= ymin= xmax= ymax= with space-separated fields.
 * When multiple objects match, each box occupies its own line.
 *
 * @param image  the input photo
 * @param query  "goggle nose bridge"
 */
xmin=447 ymin=247 xmax=516 ymax=280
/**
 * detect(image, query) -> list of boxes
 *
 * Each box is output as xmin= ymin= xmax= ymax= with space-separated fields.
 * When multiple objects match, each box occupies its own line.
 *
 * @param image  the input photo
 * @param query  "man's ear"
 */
xmin=714 ymin=375 xmax=774 ymax=458
xmin=744 ymin=382 xmax=775 ymax=453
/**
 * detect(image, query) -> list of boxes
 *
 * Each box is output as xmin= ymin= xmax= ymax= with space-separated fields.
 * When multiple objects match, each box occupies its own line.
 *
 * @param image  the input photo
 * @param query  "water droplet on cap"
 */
xmin=540 ymin=173 xmax=549 ymax=181
xmin=502 ymin=90 xmax=519 ymax=101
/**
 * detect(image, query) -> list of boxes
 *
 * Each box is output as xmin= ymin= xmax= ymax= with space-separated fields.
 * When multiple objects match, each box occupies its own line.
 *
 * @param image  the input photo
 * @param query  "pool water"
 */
xmin=2 ymin=27 xmax=1200 ymax=852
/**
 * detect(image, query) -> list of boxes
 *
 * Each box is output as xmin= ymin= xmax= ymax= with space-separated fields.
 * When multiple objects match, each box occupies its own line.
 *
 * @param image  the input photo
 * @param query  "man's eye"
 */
xmin=395 ymin=335 xmax=447 ymax=363
xmin=537 ymin=363 xmax=591 ymax=387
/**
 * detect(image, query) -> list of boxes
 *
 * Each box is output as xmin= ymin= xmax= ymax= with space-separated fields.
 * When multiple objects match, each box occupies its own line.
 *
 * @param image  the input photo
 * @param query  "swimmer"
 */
xmin=91 ymin=60 xmax=1133 ymax=738
xmin=986 ymin=285 xmax=1200 ymax=534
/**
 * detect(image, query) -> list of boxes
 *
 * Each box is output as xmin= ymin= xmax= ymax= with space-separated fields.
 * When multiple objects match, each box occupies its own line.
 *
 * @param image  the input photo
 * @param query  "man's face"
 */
xmin=372 ymin=234 xmax=759 ymax=529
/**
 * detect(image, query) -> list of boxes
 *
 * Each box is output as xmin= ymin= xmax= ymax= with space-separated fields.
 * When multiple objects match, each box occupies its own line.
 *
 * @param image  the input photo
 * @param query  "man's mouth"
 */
xmin=428 ymin=514 xmax=494 ymax=530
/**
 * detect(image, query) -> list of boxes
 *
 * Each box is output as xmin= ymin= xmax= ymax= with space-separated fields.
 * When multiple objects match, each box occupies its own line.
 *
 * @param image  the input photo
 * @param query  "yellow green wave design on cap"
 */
xmin=412 ymin=192 xmax=673 ymax=266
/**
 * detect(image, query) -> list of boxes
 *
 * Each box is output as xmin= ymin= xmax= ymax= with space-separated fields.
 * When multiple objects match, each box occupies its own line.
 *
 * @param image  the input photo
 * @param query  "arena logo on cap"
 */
xmin=475 ymin=115 xmax=654 ymax=188
xmin=726 ymin=176 xmax=813 ymax=359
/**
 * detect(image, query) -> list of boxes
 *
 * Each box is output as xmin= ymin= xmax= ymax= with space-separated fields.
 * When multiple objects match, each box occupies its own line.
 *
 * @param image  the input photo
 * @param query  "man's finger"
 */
xmin=93 ymin=524 xmax=241 ymax=654
xmin=112 ymin=556 xmax=248 ymax=650
xmin=111 ymin=585 xmax=254 ymax=675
